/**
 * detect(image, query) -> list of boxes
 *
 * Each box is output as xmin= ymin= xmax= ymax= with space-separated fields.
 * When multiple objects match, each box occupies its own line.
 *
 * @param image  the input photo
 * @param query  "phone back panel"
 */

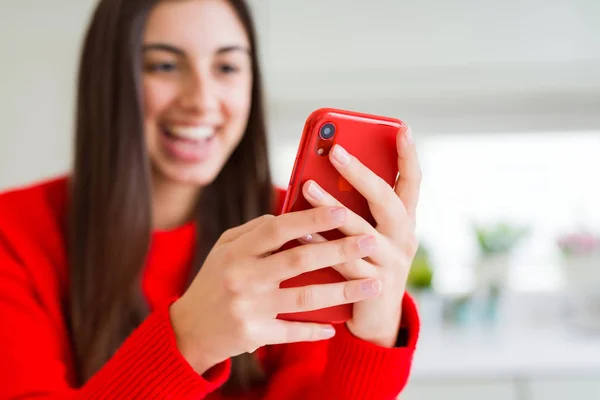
xmin=277 ymin=108 xmax=404 ymax=324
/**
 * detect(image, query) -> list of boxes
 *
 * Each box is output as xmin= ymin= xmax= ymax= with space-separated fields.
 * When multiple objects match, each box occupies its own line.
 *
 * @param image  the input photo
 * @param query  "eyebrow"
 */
xmin=216 ymin=45 xmax=250 ymax=55
xmin=143 ymin=43 xmax=185 ymax=56
xmin=142 ymin=43 xmax=250 ymax=56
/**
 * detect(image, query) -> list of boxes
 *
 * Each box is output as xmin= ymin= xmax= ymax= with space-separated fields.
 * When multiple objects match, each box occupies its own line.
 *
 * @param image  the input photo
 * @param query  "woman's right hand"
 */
xmin=169 ymin=206 xmax=381 ymax=374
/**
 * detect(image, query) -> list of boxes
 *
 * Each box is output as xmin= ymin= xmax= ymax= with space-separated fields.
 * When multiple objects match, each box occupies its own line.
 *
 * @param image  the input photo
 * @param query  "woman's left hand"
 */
xmin=300 ymin=126 xmax=422 ymax=347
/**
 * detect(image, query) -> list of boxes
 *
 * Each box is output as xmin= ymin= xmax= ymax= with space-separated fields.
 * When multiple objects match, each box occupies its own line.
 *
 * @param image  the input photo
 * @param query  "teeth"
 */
xmin=168 ymin=126 xmax=215 ymax=140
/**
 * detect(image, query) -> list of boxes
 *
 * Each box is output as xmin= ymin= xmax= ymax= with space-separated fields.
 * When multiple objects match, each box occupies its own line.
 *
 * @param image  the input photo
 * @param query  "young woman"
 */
xmin=0 ymin=0 xmax=422 ymax=399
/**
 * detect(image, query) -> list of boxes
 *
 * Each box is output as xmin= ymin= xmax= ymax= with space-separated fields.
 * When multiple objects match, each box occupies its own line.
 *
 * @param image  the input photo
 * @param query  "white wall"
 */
xmin=0 ymin=0 xmax=98 ymax=189
xmin=257 ymin=0 xmax=600 ymax=105
xmin=259 ymin=0 xmax=600 ymax=69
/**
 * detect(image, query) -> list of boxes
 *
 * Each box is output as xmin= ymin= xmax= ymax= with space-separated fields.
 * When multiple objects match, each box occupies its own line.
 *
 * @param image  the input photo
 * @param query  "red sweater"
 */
xmin=0 ymin=176 xmax=419 ymax=400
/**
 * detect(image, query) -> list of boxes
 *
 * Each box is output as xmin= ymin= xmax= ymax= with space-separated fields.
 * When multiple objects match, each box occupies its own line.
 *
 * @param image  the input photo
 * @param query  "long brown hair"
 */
xmin=68 ymin=0 xmax=273 ymax=392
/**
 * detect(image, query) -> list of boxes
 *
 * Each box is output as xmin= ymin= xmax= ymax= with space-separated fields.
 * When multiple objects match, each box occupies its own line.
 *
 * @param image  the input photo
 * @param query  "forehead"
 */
xmin=144 ymin=0 xmax=250 ymax=51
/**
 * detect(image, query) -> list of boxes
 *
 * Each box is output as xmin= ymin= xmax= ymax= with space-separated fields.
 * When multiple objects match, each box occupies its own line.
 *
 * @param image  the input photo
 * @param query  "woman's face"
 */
xmin=142 ymin=0 xmax=253 ymax=187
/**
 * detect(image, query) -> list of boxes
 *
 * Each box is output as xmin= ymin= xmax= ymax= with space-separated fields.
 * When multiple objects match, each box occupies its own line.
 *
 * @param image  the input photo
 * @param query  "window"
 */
xmin=269 ymin=130 xmax=600 ymax=294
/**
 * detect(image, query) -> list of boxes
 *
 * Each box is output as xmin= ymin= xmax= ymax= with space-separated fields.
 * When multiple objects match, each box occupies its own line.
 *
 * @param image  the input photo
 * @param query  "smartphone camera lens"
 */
xmin=319 ymin=123 xmax=335 ymax=140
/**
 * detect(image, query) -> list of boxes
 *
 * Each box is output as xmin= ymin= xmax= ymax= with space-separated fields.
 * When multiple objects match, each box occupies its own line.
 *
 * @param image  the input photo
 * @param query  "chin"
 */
xmin=156 ymin=158 xmax=227 ymax=187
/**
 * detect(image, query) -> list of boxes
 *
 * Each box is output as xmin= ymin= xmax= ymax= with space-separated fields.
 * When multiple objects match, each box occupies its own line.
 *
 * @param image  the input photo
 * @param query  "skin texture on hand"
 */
xmin=169 ymin=206 xmax=385 ymax=373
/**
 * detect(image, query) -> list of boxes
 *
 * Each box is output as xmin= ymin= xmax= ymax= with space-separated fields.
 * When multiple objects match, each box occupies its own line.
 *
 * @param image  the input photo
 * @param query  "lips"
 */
xmin=159 ymin=124 xmax=219 ymax=162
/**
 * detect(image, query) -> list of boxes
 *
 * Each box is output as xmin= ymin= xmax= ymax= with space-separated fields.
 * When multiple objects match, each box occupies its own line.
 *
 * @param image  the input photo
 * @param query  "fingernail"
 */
xmin=361 ymin=279 xmax=381 ymax=296
xmin=307 ymin=181 xmax=324 ymax=201
xmin=320 ymin=326 xmax=336 ymax=339
xmin=404 ymin=127 xmax=414 ymax=145
xmin=358 ymin=235 xmax=377 ymax=253
xmin=330 ymin=207 xmax=347 ymax=224
xmin=332 ymin=145 xmax=350 ymax=166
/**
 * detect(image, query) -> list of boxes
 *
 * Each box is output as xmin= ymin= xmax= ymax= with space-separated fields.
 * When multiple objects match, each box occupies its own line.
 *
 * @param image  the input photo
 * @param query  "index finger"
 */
xmin=395 ymin=126 xmax=422 ymax=219
xmin=237 ymin=205 xmax=349 ymax=255
xmin=259 ymin=233 xmax=377 ymax=282
xmin=328 ymin=144 xmax=403 ymax=232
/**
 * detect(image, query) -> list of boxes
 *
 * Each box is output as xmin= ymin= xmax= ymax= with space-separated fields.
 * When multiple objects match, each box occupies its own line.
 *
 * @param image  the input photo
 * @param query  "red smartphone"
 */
xmin=276 ymin=108 xmax=405 ymax=324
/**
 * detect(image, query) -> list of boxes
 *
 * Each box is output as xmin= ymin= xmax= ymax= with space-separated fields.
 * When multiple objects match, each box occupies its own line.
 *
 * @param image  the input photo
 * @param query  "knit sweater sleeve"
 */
xmin=260 ymin=292 xmax=420 ymax=400
xmin=0 ymin=197 xmax=230 ymax=400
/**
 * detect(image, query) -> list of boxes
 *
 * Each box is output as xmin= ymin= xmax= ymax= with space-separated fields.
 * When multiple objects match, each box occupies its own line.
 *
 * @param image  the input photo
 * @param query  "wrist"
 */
xmin=377 ymin=308 xmax=403 ymax=347
xmin=347 ymin=306 xmax=403 ymax=348
xmin=168 ymin=300 xmax=218 ymax=375
xmin=366 ymin=333 xmax=399 ymax=348
xmin=348 ymin=326 xmax=399 ymax=348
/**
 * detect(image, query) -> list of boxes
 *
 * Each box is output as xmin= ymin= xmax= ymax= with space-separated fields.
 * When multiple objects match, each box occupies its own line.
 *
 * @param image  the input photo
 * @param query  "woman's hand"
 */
xmin=300 ymin=126 xmax=422 ymax=347
xmin=169 ymin=207 xmax=382 ymax=375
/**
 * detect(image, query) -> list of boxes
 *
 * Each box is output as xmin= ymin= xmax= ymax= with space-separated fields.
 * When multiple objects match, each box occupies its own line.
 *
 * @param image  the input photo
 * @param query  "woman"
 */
xmin=0 ymin=0 xmax=422 ymax=399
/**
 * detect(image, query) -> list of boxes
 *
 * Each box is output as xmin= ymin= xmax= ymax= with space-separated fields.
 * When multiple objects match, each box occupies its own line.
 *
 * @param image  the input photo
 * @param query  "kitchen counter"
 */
xmin=401 ymin=312 xmax=600 ymax=400
xmin=411 ymin=325 xmax=600 ymax=381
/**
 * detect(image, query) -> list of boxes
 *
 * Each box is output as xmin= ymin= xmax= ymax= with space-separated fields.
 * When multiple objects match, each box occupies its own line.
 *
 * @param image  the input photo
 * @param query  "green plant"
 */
xmin=474 ymin=222 xmax=530 ymax=256
xmin=407 ymin=244 xmax=434 ymax=290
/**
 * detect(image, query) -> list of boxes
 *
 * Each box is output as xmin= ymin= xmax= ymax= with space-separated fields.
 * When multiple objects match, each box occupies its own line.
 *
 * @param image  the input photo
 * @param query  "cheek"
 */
xmin=143 ymin=79 xmax=178 ymax=125
xmin=222 ymin=80 xmax=252 ymax=122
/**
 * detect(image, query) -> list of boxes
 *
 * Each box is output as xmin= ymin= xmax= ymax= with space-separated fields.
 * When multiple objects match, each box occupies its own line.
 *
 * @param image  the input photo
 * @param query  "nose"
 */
xmin=178 ymin=68 xmax=219 ymax=114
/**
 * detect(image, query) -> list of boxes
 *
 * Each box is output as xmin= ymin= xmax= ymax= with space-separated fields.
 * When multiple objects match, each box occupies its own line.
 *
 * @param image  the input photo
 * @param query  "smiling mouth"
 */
xmin=159 ymin=124 xmax=219 ymax=162
xmin=163 ymin=125 xmax=216 ymax=142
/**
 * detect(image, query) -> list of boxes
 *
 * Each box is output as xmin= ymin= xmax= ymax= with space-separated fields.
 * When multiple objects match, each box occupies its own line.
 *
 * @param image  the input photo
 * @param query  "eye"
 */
xmin=218 ymin=63 xmax=239 ymax=74
xmin=146 ymin=62 xmax=178 ymax=73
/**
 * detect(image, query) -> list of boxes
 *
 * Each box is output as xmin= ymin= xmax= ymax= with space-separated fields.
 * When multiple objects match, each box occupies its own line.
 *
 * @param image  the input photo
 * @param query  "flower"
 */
xmin=557 ymin=231 xmax=600 ymax=256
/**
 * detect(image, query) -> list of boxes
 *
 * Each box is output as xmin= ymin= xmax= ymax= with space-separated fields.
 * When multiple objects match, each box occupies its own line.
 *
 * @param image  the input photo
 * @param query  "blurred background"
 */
xmin=1 ymin=0 xmax=600 ymax=398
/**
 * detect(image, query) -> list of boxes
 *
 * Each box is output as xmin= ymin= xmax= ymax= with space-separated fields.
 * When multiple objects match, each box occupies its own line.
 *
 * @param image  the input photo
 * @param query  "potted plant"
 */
xmin=557 ymin=230 xmax=600 ymax=292
xmin=473 ymin=222 xmax=529 ymax=288
xmin=472 ymin=222 xmax=529 ymax=323
xmin=556 ymin=230 xmax=600 ymax=332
